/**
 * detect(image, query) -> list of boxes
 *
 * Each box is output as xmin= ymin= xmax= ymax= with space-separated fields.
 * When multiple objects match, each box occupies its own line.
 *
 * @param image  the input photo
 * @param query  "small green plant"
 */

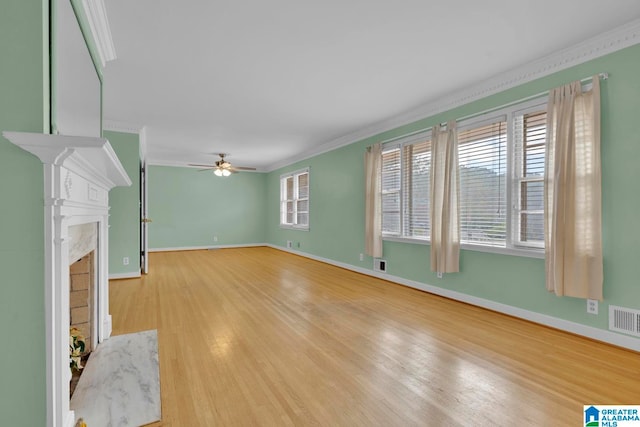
xmin=69 ymin=327 xmax=86 ymax=372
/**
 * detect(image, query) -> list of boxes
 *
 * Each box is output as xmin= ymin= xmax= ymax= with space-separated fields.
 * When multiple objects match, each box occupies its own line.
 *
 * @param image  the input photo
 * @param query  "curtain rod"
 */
xmin=456 ymin=72 xmax=609 ymax=122
xmin=381 ymin=72 xmax=608 ymax=146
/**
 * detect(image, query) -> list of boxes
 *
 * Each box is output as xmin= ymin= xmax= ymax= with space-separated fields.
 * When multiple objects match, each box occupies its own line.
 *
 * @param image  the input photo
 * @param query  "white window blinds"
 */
xmin=458 ymin=118 xmax=507 ymax=247
xmin=381 ymin=147 xmax=401 ymax=235
xmin=404 ymin=141 xmax=430 ymax=239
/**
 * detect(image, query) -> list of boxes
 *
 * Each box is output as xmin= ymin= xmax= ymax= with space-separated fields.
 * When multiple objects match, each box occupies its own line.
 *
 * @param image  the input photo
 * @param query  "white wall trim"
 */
xmin=266 ymin=18 xmax=640 ymax=172
xmin=265 ymin=244 xmax=640 ymax=352
xmin=149 ymin=243 xmax=267 ymax=253
xmin=109 ymin=271 xmax=142 ymax=280
xmin=79 ymin=0 xmax=117 ymax=67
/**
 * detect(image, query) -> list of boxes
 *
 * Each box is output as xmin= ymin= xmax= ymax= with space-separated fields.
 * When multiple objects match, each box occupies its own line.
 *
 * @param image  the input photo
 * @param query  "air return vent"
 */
xmin=373 ymin=259 xmax=387 ymax=273
xmin=609 ymin=305 xmax=640 ymax=337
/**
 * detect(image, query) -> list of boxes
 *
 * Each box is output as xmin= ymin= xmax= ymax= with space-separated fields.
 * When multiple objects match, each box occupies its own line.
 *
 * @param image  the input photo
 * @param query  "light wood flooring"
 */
xmin=109 ymin=247 xmax=640 ymax=426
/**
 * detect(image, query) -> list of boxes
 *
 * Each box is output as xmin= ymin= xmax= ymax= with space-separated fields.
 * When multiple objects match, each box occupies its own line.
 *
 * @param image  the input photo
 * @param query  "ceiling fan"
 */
xmin=189 ymin=153 xmax=256 ymax=177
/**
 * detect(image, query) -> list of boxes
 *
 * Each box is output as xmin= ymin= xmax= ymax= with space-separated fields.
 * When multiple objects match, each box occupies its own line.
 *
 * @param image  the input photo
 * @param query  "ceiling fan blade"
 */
xmin=188 ymin=163 xmax=215 ymax=168
xmin=231 ymin=166 xmax=257 ymax=171
xmin=197 ymin=169 xmax=212 ymax=172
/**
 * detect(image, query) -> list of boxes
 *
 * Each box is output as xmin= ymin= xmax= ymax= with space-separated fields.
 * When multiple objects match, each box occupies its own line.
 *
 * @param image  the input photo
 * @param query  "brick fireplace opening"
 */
xmin=69 ymin=251 xmax=95 ymax=398
xmin=70 ymin=252 xmax=95 ymax=355
xmin=68 ymin=222 xmax=99 ymax=398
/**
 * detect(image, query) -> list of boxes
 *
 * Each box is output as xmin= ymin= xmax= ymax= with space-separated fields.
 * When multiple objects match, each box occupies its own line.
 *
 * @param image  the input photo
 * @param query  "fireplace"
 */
xmin=2 ymin=132 xmax=131 ymax=427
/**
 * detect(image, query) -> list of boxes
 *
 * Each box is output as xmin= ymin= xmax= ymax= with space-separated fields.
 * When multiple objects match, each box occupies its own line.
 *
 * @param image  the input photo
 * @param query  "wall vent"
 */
xmin=609 ymin=305 xmax=640 ymax=337
xmin=374 ymin=259 xmax=387 ymax=273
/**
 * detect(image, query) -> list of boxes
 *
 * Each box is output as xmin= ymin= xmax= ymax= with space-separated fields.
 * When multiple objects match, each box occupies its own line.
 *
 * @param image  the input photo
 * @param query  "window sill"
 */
xmin=460 ymin=243 xmax=544 ymax=259
xmin=383 ymin=236 xmax=429 ymax=245
xmin=382 ymin=236 xmax=544 ymax=259
xmin=280 ymin=224 xmax=309 ymax=231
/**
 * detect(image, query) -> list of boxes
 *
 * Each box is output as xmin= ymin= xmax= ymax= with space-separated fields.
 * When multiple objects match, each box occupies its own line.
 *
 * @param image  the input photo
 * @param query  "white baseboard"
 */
xmin=109 ymin=271 xmax=141 ymax=280
xmin=266 ymin=244 xmax=640 ymax=352
xmin=149 ymin=243 xmax=267 ymax=252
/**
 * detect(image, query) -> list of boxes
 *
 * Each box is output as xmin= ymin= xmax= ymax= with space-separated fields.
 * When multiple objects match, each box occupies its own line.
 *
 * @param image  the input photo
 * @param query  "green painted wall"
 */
xmin=0 ymin=1 xmax=49 ymax=426
xmin=267 ymin=44 xmax=640 ymax=338
xmin=148 ymin=166 xmax=267 ymax=249
xmin=106 ymin=131 xmax=140 ymax=276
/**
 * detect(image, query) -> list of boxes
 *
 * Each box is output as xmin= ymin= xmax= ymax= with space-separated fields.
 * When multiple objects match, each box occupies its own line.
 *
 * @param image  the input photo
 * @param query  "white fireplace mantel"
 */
xmin=3 ymin=131 xmax=131 ymax=427
xmin=3 ymin=132 xmax=130 ymax=188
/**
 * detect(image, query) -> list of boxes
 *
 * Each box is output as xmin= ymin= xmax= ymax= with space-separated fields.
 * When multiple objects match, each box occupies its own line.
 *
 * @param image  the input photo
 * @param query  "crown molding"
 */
xmin=266 ymin=17 xmax=640 ymax=172
xmin=146 ymin=159 xmax=202 ymax=168
xmin=103 ymin=120 xmax=145 ymax=134
xmin=80 ymin=0 xmax=117 ymax=67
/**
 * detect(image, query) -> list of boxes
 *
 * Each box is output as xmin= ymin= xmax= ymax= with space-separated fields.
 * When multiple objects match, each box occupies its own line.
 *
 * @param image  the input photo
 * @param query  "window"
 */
xmin=382 ymin=132 xmax=431 ymax=239
xmin=458 ymin=116 xmax=507 ymax=247
xmin=512 ymin=109 xmax=547 ymax=248
xmin=381 ymin=98 xmax=547 ymax=255
xmin=280 ymin=168 xmax=309 ymax=229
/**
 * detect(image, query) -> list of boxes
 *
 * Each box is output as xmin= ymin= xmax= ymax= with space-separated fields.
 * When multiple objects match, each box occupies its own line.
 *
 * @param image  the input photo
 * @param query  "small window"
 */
xmin=280 ymin=168 xmax=309 ymax=230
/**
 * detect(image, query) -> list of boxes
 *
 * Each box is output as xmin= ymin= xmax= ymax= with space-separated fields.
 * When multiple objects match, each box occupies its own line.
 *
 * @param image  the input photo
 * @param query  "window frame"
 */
xmin=510 ymin=102 xmax=548 ymax=250
xmin=280 ymin=167 xmax=310 ymax=231
xmin=381 ymin=130 xmax=432 ymax=241
xmin=381 ymin=97 xmax=547 ymax=259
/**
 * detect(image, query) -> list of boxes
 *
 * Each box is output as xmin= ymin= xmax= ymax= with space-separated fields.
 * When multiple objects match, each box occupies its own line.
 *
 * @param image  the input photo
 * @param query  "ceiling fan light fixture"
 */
xmin=189 ymin=153 xmax=256 ymax=176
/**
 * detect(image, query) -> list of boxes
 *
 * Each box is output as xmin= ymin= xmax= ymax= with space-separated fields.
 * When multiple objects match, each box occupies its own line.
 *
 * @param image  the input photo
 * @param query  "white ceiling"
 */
xmin=102 ymin=1 xmax=640 ymax=171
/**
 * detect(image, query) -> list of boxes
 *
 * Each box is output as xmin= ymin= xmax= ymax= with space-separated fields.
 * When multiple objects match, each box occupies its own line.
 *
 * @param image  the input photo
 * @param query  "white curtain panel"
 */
xmin=544 ymin=76 xmax=603 ymax=300
xmin=365 ymin=143 xmax=383 ymax=258
xmin=430 ymin=121 xmax=460 ymax=274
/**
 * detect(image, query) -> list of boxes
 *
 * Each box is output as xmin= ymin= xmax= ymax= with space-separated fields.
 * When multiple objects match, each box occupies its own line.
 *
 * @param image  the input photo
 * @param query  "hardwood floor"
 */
xmin=110 ymin=247 xmax=640 ymax=426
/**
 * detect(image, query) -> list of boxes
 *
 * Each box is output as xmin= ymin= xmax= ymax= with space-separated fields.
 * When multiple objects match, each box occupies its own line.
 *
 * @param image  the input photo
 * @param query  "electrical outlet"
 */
xmin=286 ymin=240 xmax=292 ymax=248
xmin=587 ymin=299 xmax=598 ymax=315
xmin=213 ymin=235 xmax=218 ymax=242
xmin=123 ymin=257 xmax=129 ymax=266
xmin=296 ymin=242 xmax=301 ymax=248
xmin=437 ymin=272 xmax=443 ymax=279
xmin=359 ymin=253 xmax=364 ymax=262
